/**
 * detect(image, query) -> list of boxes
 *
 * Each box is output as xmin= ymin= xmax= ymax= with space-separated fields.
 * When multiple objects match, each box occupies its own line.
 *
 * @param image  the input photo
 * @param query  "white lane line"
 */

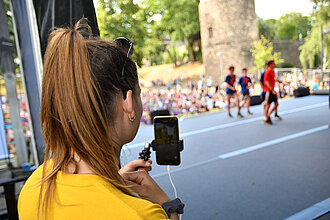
xmin=219 ymin=125 xmax=329 ymax=159
xmin=151 ymin=157 xmax=219 ymax=178
xmin=123 ymin=102 xmax=328 ymax=151
xmin=284 ymin=197 xmax=330 ymax=220
xmin=152 ymin=125 xmax=329 ymax=178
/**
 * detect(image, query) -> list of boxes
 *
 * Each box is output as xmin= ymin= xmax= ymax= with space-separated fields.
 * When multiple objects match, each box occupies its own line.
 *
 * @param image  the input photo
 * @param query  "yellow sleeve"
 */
xmin=140 ymin=203 xmax=169 ymax=220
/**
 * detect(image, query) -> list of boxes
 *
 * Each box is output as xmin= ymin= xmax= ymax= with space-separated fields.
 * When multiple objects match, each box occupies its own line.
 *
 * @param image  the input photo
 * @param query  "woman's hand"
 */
xmin=119 ymin=160 xmax=179 ymax=220
xmin=118 ymin=159 xmax=152 ymax=176
xmin=121 ymin=170 xmax=170 ymax=206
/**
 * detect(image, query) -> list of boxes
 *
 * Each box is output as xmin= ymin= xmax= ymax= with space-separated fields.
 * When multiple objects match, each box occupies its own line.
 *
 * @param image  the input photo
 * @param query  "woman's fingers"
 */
xmin=121 ymin=170 xmax=148 ymax=185
xmin=137 ymin=165 xmax=152 ymax=172
xmin=127 ymin=159 xmax=152 ymax=170
xmin=119 ymin=159 xmax=152 ymax=175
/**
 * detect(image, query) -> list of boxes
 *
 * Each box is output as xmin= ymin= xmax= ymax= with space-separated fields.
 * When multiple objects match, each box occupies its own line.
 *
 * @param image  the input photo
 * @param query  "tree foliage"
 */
xmin=97 ymin=0 xmax=148 ymax=66
xmin=139 ymin=0 xmax=200 ymax=65
xmin=96 ymin=0 xmax=200 ymax=66
xmin=258 ymin=18 xmax=277 ymax=40
xmin=276 ymin=13 xmax=311 ymax=40
xmin=156 ymin=0 xmax=200 ymax=62
xmin=299 ymin=1 xmax=330 ymax=69
xmin=250 ymin=36 xmax=284 ymax=72
xmin=258 ymin=13 xmax=311 ymax=41
xmin=312 ymin=0 xmax=330 ymax=5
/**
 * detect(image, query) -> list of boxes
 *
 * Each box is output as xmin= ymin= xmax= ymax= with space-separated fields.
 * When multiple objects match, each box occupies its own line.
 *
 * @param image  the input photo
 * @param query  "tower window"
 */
xmin=208 ymin=27 xmax=213 ymax=38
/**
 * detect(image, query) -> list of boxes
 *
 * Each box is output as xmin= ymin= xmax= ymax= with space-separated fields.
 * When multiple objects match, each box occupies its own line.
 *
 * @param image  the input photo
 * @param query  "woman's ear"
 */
xmin=122 ymin=90 xmax=135 ymax=115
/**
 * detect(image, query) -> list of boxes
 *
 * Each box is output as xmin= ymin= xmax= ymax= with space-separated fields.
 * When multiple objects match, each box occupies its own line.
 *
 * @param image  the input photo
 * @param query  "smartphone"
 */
xmin=153 ymin=116 xmax=181 ymax=165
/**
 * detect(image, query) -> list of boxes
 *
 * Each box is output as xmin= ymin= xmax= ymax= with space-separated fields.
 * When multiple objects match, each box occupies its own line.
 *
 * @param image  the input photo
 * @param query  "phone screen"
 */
xmin=154 ymin=116 xmax=180 ymax=165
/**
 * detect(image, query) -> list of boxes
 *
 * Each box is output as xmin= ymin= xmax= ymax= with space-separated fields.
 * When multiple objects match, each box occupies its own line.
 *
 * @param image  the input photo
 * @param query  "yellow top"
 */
xmin=18 ymin=163 xmax=168 ymax=220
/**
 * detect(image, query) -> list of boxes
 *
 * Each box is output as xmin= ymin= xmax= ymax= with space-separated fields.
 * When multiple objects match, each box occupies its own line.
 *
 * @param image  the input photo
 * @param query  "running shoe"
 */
xmin=247 ymin=111 xmax=253 ymax=115
xmin=264 ymin=117 xmax=273 ymax=125
xmin=237 ymin=112 xmax=244 ymax=118
xmin=275 ymin=114 xmax=282 ymax=120
xmin=228 ymin=113 xmax=233 ymax=118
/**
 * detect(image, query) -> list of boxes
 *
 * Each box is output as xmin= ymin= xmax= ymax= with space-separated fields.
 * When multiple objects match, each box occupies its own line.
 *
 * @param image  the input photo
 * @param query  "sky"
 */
xmin=255 ymin=0 xmax=314 ymax=20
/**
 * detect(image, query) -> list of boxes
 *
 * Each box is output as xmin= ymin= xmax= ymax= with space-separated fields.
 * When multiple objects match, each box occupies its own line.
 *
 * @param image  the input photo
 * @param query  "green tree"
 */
xmin=312 ymin=0 xmax=330 ymax=5
xmin=96 ymin=0 xmax=147 ymax=66
xmin=258 ymin=18 xmax=277 ymax=40
xmin=139 ymin=0 xmax=169 ymax=65
xmin=141 ymin=0 xmax=200 ymax=65
xmin=250 ymin=36 xmax=284 ymax=72
xmin=258 ymin=13 xmax=311 ymax=41
xmin=299 ymin=1 xmax=330 ymax=69
xmin=276 ymin=13 xmax=311 ymax=40
xmin=159 ymin=0 xmax=200 ymax=62
xmin=96 ymin=0 xmax=200 ymax=67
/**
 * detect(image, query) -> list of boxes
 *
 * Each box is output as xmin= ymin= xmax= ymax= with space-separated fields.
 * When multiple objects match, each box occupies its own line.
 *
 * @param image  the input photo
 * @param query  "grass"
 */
xmin=138 ymin=62 xmax=204 ymax=84
xmin=1 ymin=63 xmax=204 ymax=96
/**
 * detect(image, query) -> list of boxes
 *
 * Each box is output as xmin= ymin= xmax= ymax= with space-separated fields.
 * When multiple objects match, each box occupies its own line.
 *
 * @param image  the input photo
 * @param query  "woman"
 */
xmin=18 ymin=20 xmax=179 ymax=220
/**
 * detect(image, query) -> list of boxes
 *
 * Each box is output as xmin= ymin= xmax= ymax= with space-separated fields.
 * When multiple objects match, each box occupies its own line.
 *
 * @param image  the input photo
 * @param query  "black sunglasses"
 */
xmin=114 ymin=37 xmax=134 ymax=100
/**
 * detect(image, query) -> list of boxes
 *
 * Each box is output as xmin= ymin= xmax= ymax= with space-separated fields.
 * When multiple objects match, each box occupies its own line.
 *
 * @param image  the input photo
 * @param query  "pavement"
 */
xmin=121 ymin=96 xmax=330 ymax=220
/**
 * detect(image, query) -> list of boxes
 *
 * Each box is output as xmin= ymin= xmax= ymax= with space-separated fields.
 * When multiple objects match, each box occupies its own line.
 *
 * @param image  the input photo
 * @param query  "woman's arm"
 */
xmin=121 ymin=170 xmax=179 ymax=220
xmin=119 ymin=160 xmax=180 ymax=219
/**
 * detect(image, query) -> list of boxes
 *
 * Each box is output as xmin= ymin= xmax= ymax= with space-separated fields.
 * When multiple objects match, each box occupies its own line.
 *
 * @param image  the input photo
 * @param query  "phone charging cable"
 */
xmin=167 ymin=165 xmax=182 ymax=220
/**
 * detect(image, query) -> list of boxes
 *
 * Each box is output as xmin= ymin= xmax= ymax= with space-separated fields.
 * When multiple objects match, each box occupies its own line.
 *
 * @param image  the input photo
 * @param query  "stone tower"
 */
xmin=199 ymin=0 xmax=258 ymax=82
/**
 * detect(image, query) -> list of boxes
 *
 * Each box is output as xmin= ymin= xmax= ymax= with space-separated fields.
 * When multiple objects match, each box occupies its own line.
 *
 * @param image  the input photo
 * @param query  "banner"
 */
xmin=0 ymin=98 xmax=9 ymax=160
xmin=11 ymin=0 xmax=44 ymax=164
xmin=33 ymin=0 xmax=99 ymax=58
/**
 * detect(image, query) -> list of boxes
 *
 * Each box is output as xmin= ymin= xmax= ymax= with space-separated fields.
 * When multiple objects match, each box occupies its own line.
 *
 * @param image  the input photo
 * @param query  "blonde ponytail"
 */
xmin=39 ymin=20 xmax=136 ymax=218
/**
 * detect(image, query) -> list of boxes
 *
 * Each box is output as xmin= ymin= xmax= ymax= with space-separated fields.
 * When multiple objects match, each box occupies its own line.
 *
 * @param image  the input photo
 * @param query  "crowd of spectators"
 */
xmin=142 ymin=76 xmax=237 ymax=124
xmin=141 ymin=87 xmax=226 ymax=124
xmin=140 ymin=71 xmax=314 ymax=124
xmin=276 ymin=72 xmax=306 ymax=97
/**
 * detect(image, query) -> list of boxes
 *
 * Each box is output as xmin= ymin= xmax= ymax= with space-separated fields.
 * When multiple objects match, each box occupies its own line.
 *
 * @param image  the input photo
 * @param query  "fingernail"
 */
xmin=146 ymin=162 xmax=151 ymax=166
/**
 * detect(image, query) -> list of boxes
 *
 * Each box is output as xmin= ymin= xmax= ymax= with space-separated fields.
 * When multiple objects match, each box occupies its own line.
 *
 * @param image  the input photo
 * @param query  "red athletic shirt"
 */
xmin=264 ymin=69 xmax=275 ymax=92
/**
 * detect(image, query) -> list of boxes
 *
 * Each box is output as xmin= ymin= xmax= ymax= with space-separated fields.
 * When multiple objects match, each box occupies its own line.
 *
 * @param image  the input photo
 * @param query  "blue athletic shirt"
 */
xmin=238 ymin=76 xmax=251 ymax=94
xmin=259 ymin=71 xmax=266 ymax=96
xmin=225 ymin=74 xmax=236 ymax=94
xmin=259 ymin=71 xmax=265 ymax=87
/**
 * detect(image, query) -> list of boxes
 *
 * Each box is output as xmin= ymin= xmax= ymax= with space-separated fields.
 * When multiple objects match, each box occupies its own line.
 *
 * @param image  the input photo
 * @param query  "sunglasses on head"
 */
xmin=114 ymin=37 xmax=134 ymax=100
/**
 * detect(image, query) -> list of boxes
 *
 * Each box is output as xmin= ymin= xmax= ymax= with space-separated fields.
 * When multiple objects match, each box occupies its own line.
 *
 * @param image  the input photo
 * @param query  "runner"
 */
xmin=263 ymin=60 xmax=282 ymax=125
xmin=225 ymin=66 xmax=243 ymax=118
xmin=238 ymin=68 xmax=253 ymax=115
xmin=260 ymin=63 xmax=267 ymax=119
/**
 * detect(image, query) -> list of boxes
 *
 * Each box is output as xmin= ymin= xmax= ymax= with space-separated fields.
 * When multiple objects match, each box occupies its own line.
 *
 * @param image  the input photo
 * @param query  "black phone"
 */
xmin=153 ymin=116 xmax=181 ymax=165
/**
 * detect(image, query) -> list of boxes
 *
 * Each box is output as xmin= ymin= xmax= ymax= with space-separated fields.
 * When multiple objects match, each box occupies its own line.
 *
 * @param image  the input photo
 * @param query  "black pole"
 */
xmin=3 ymin=183 xmax=19 ymax=220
